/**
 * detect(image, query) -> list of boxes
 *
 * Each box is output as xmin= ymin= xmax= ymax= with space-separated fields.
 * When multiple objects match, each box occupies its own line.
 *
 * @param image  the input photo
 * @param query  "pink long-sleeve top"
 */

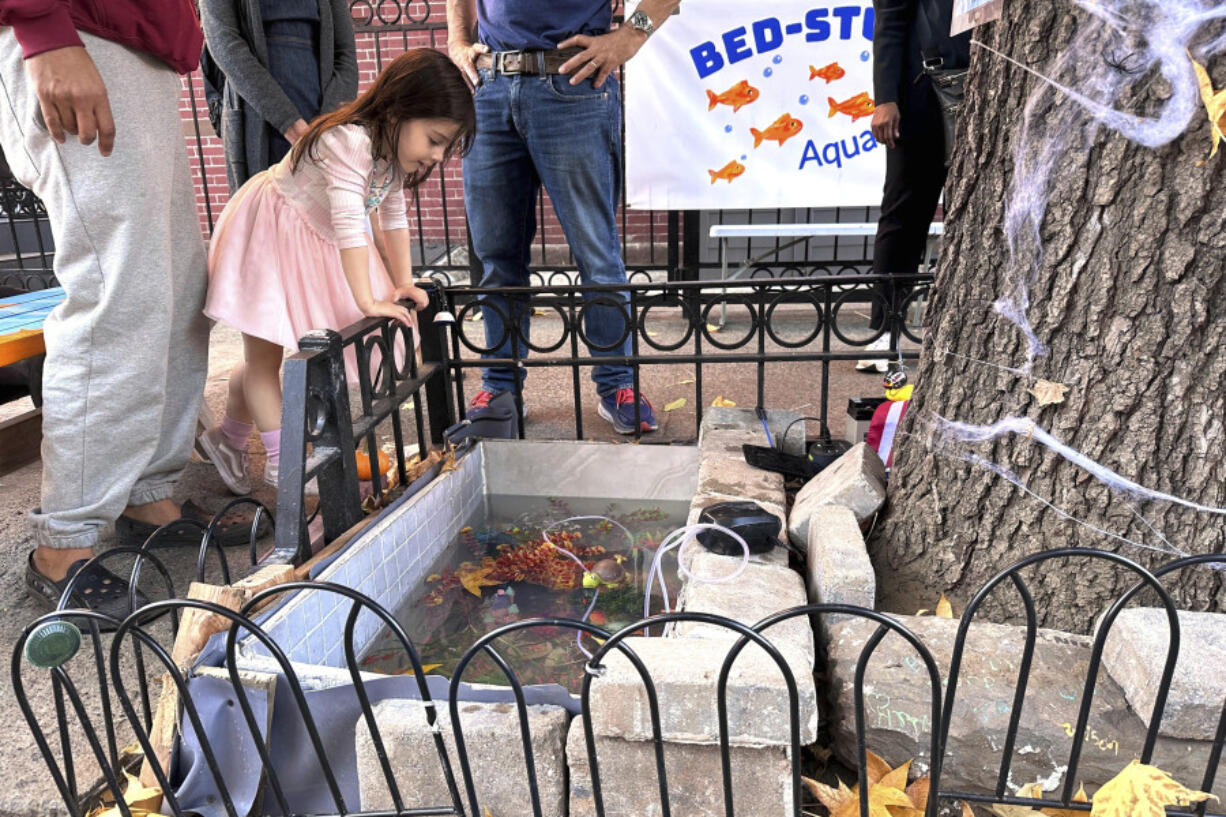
xmin=269 ymin=124 xmax=409 ymax=250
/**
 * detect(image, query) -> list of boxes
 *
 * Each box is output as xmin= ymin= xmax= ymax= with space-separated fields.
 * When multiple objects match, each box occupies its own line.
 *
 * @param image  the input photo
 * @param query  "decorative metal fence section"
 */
xmin=441 ymin=273 xmax=932 ymax=439
xmin=12 ymin=549 xmax=1226 ymax=817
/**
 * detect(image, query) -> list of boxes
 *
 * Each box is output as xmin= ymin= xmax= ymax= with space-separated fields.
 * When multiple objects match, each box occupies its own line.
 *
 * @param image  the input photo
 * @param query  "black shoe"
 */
xmin=115 ymin=499 xmax=270 ymax=549
xmin=25 ymin=553 xmax=149 ymax=630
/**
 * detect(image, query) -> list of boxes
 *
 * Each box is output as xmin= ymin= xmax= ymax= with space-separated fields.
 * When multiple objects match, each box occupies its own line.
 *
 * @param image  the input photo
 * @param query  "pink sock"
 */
xmin=260 ymin=429 xmax=281 ymax=468
xmin=220 ymin=415 xmax=253 ymax=451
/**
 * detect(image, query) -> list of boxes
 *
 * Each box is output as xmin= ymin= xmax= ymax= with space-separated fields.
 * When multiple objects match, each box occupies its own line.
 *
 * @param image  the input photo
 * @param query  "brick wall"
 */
xmin=177 ymin=28 xmax=668 ymax=264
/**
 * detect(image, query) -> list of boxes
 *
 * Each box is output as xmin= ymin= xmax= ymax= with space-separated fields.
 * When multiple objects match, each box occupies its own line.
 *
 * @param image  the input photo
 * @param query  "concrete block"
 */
xmin=700 ymin=407 xmax=806 ymax=456
xmin=1101 ymin=608 xmax=1226 ymax=741
xmin=825 ymin=616 xmax=1223 ymax=799
xmin=567 ymin=718 xmax=794 ymax=817
xmin=675 ymin=552 xmax=814 ymax=665
xmin=788 ymin=443 xmax=886 ymax=547
xmin=587 ymin=635 xmax=818 ymax=746
xmin=356 ymin=699 xmax=569 ymax=816
xmin=805 ymin=505 xmax=876 ymax=631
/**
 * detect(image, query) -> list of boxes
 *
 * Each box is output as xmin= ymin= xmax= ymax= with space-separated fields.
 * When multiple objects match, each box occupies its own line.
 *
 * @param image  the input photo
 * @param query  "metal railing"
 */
xmin=442 ymin=273 xmax=931 ymax=440
xmin=12 ymin=548 xmax=1226 ymax=817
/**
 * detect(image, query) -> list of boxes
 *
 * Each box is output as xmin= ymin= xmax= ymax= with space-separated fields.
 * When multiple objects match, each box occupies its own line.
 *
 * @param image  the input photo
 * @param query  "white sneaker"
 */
xmin=855 ymin=335 xmax=892 ymax=373
xmin=264 ymin=461 xmax=319 ymax=496
xmin=196 ymin=426 xmax=251 ymax=495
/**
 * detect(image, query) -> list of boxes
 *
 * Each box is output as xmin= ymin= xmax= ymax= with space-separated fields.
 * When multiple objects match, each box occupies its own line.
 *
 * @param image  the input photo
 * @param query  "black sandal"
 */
xmin=25 ymin=554 xmax=149 ymax=629
xmin=115 ymin=499 xmax=271 ymax=549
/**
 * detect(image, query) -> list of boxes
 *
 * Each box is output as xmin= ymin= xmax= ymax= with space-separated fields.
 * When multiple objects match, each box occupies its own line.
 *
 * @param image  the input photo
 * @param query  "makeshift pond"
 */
xmin=242 ymin=440 xmax=698 ymax=691
xmin=357 ymin=496 xmax=687 ymax=689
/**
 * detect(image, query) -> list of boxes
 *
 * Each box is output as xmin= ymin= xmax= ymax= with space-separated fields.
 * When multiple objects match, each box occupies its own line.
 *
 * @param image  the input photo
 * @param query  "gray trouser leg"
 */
xmin=0 ymin=31 xmax=210 ymax=549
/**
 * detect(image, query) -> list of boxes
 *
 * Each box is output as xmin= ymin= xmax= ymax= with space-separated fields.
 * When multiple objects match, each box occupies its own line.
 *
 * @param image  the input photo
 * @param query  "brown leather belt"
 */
xmin=476 ymin=48 xmax=584 ymax=76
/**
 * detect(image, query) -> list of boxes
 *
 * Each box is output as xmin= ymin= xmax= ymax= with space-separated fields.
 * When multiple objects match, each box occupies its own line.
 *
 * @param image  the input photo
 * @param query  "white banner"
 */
xmin=625 ymin=0 xmax=886 ymax=210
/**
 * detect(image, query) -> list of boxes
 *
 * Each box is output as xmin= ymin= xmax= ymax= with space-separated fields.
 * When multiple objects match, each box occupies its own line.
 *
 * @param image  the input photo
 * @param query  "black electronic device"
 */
xmin=807 ymin=434 xmax=852 ymax=471
xmin=742 ymin=444 xmax=820 ymax=480
xmin=696 ymin=501 xmax=782 ymax=555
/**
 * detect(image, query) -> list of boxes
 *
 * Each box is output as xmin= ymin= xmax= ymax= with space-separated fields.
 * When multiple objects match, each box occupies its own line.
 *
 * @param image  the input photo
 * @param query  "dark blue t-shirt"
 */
xmin=477 ymin=0 xmax=611 ymax=51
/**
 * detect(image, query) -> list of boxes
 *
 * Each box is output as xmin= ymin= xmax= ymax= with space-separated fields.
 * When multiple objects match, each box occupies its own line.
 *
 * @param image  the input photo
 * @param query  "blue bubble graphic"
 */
xmin=799 ymin=94 xmax=810 ymax=105
xmin=724 ymin=124 xmax=733 ymax=133
xmin=860 ymin=50 xmax=870 ymax=62
xmin=772 ymin=55 xmax=783 ymax=64
xmin=740 ymin=154 xmax=747 ymax=161
xmin=763 ymin=67 xmax=773 ymax=78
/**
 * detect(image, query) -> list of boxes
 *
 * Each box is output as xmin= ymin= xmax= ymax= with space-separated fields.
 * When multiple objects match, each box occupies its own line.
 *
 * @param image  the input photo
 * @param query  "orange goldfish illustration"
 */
xmin=708 ymin=160 xmax=745 ymax=184
xmin=706 ymin=80 xmax=760 ymax=112
xmin=809 ymin=62 xmax=845 ymax=83
xmin=827 ymin=91 xmax=876 ymax=121
xmin=751 ymin=113 xmax=804 ymax=148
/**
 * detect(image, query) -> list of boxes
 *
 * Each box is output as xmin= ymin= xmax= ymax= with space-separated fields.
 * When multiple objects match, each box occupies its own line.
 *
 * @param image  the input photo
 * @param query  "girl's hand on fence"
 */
xmin=362 ymin=299 xmax=414 ymax=327
xmin=394 ymin=284 xmax=430 ymax=311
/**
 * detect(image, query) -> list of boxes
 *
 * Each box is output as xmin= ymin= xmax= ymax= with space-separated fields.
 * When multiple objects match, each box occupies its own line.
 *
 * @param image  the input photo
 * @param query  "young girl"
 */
xmin=198 ymin=48 xmax=475 ymax=493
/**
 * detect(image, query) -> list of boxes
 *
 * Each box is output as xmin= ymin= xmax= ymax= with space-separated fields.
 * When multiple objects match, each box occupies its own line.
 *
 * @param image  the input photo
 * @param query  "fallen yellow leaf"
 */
xmin=803 ymin=777 xmax=856 ymax=814
xmin=1041 ymin=782 xmax=1090 ymax=817
xmin=706 ymin=323 xmax=722 ymax=333
xmin=663 ymin=398 xmax=687 ymax=412
xmin=963 ymin=803 xmax=976 ymax=817
xmin=399 ymin=663 xmax=442 ymax=675
xmin=864 ymin=751 xmax=893 ymax=785
xmin=675 ymin=378 xmax=695 ymax=385
xmin=906 ymin=776 xmax=931 ymax=811
xmin=1191 ymin=53 xmax=1226 ymax=158
xmin=88 ymin=773 xmax=169 ymax=817
xmin=1028 ymin=379 xmax=1070 ymax=407
xmin=989 ymin=783 xmax=1048 ymax=816
xmin=936 ymin=593 xmax=954 ymax=619
xmin=1089 ymin=760 xmax=1217 ymax=817
xmin=711 ymin=396 xmax=737 ymax=408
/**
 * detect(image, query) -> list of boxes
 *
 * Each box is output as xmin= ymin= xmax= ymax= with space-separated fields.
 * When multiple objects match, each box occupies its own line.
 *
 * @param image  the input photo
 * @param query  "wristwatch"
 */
xmin=626 ymin=9 xmax=655 ymax=37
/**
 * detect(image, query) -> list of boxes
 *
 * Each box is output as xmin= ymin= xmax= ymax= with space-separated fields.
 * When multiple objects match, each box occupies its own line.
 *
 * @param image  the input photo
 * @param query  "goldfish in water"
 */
xmin=706 ymin=79 xmax=760 ymax=112
xmin=809 ymin=62 xmax=845 ymax=83
xmin=750 ymin=113 xmax=804 ymax=148
xmin=827 ymin=91 xmax=876 ymax=121
xmin=708 ymin=160 xmax=745 ymax=184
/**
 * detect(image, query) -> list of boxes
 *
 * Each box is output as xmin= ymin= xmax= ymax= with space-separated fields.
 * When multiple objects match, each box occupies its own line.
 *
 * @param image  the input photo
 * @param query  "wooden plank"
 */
xmin=139 ymin=564 xmax=296 ymax=797
xmin=0 ymin=408 xmax=41 ymax=475
xmin=0 ymin=329 xmax=45 ymax=367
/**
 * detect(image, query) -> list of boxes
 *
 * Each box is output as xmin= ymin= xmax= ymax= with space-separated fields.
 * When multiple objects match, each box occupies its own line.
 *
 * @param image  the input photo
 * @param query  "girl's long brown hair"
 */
xmin=291 ymin=48 xmax=476 ymax=188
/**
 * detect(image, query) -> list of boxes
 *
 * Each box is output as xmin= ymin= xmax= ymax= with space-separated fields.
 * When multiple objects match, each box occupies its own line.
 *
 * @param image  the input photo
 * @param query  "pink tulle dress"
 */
xmin=205 ymin=124 xmax=406 ymax=353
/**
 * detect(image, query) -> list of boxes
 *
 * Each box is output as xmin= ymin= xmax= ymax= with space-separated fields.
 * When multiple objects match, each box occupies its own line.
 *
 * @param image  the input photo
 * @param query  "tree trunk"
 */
xmin=871 ymin=0 xmax=1226 ymax=631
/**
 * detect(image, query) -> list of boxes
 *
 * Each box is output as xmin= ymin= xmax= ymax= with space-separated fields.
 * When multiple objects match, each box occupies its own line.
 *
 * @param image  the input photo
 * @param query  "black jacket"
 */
xmin=872 ymin=0 xmax=970 ymax=109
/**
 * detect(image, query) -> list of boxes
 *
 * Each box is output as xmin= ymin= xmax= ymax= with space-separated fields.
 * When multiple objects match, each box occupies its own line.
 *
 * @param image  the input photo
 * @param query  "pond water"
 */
xmin=358 ymin=496 xmax=690 ymax=690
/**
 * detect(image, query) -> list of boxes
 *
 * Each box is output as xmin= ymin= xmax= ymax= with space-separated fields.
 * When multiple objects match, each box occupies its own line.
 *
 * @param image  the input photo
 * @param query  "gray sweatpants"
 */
xmin=0 ymin=31 xmax=210 ymax=550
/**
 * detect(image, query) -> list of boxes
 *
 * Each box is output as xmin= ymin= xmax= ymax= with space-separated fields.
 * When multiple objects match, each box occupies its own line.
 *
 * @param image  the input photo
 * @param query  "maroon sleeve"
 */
xmin=0 ymin=0 xmax=84 ymax=60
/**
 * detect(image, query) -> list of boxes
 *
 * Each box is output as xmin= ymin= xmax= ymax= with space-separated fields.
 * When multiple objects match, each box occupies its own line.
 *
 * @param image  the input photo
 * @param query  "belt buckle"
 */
xmin=495 ymin=50 xmax=524 ymax=75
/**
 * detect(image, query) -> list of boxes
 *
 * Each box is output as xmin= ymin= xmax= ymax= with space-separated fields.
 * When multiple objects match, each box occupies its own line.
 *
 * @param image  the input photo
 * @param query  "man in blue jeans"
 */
xmin=447 ymin=0 xmax=678 ymax=434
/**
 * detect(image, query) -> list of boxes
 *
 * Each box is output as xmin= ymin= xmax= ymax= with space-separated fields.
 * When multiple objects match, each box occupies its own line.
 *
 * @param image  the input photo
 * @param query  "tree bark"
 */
xmin=871 ymin=0 xmax=1226 ymax=631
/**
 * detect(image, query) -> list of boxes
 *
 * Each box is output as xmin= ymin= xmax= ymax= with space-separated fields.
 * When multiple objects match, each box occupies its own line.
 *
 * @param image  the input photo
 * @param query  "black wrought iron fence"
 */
xmin=12 ymin=548 xmax=1226 ymax=817
xmin=442 ymin=273 xmax=932 ymax=440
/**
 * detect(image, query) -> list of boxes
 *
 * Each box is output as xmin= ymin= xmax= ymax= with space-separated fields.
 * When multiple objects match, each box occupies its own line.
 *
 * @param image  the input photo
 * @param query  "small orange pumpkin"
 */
xmin=356 ymin=449 xmax=390 ymax=481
